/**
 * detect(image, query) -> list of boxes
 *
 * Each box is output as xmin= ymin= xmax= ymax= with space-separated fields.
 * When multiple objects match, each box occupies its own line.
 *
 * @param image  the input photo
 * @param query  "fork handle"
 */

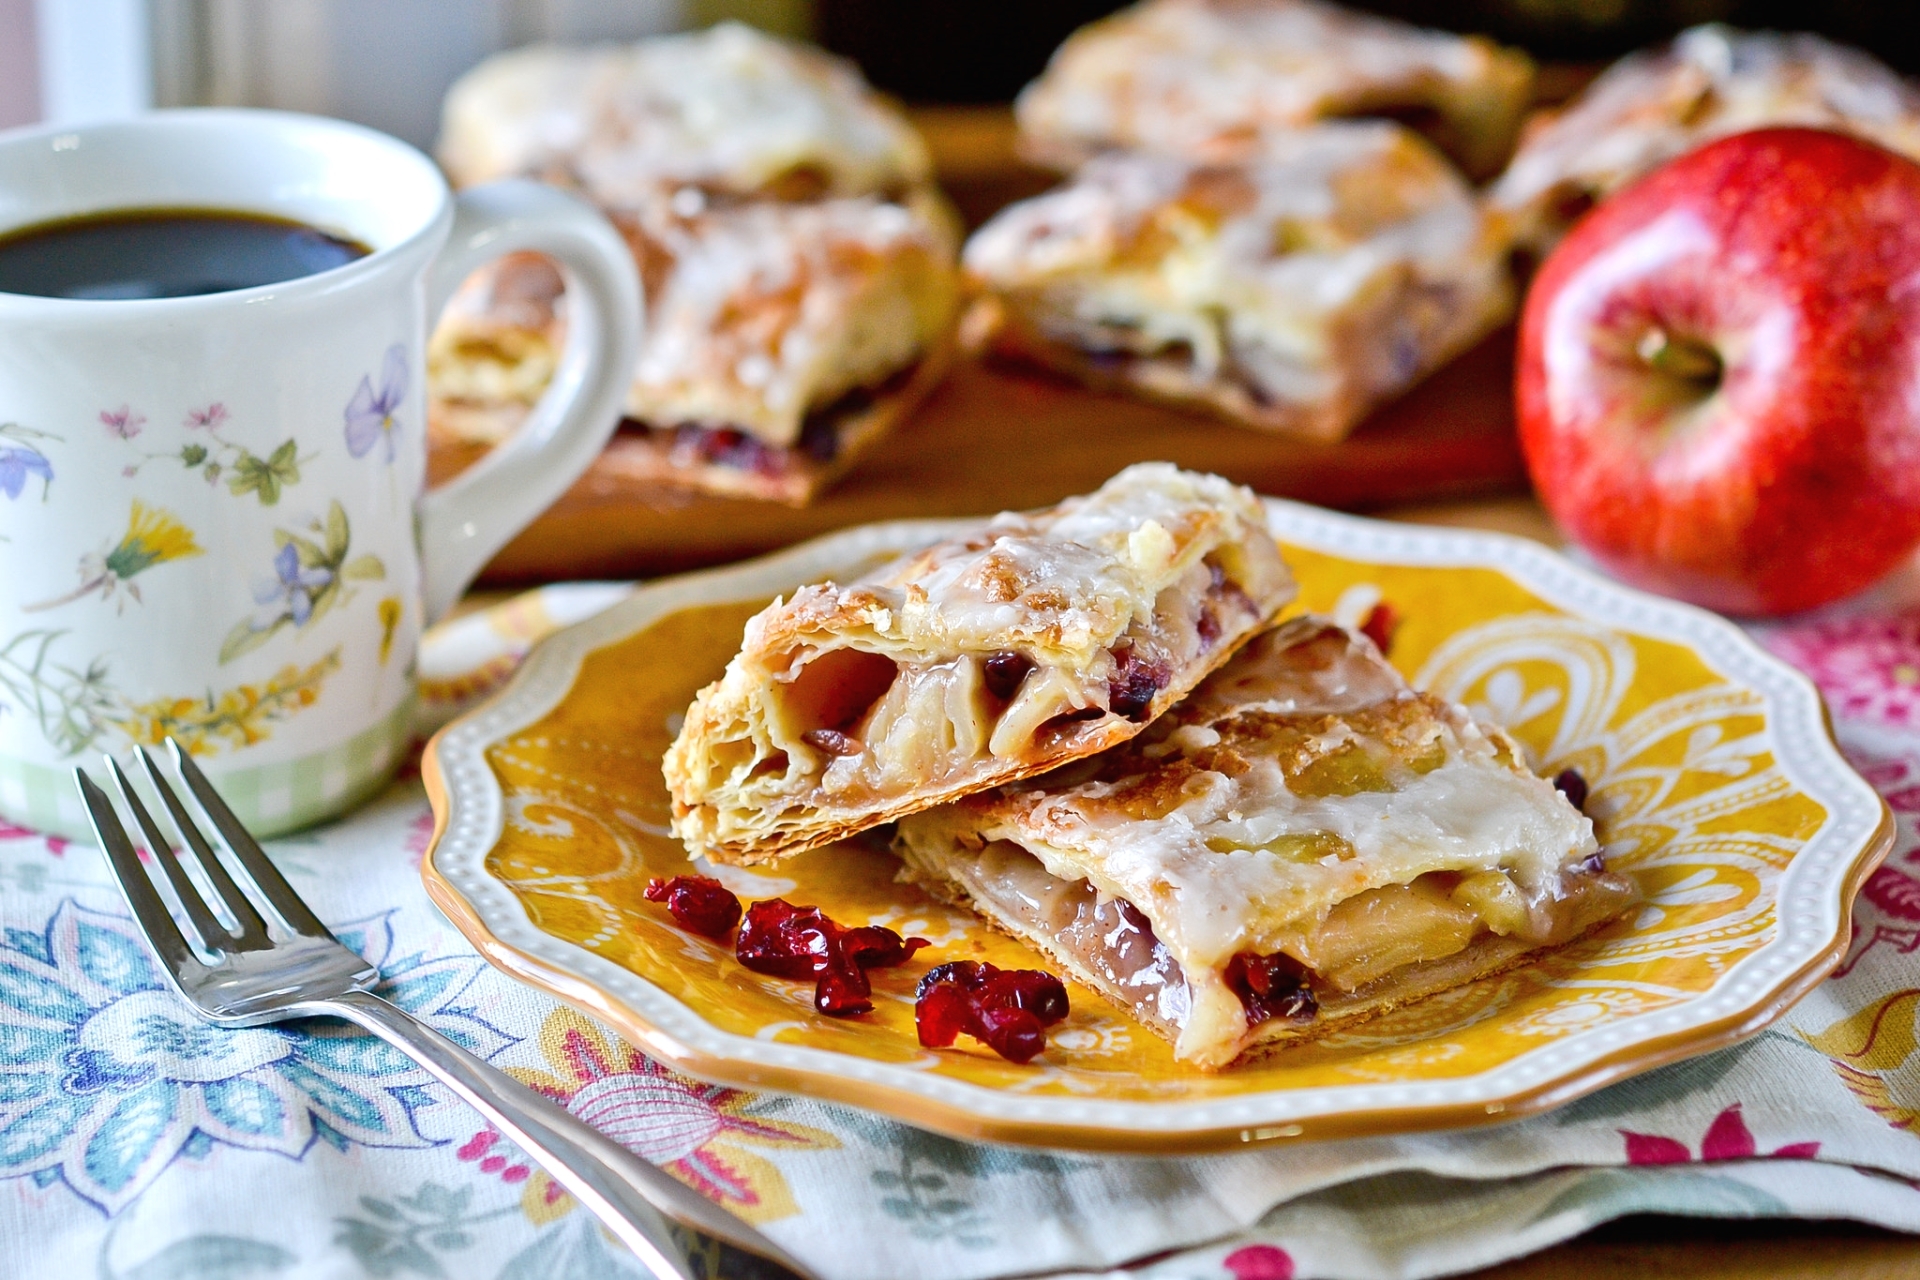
xmin=318 ymin=990 xmax=813 ymax=1280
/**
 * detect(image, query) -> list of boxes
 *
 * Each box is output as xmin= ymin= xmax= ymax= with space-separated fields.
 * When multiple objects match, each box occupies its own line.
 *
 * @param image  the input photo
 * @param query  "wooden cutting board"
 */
xmin=440 ymin=327 xmax=1529 ymax=585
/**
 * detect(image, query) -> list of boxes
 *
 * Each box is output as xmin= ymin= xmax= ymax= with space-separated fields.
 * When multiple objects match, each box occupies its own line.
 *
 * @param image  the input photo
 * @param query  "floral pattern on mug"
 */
xmin=24 ymin=500 xmax=204 ymax=613
xmin=378 ymin=596 xmax=402 ymax=665
xmin=119 ymin=403 xmax=308 ymax=506
xmin=0 ymin=629 xmax=114 ymax=756
xmin=119 ymin=647 xmax=342 ymax=754
xmin=345 ymin=344 xmax=407 ymax=463
xmin=220 ymin=501 xmax=386 ymax=663
xmin=0 ymin=423 xmax=56 ymax=501
xmin=99 ymin=405 xmax=145 ymax=440
xmin=0 ymin=629 xmax=339 ymax=758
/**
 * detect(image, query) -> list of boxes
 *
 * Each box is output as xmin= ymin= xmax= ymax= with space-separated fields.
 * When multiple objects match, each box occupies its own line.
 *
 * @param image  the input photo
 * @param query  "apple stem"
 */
xmin=1637 ymin=327 xmax=1723 ymax=387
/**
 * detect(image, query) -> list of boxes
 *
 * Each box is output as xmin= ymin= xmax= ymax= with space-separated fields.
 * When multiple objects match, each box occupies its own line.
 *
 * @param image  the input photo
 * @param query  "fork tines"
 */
xmin=75 ymin=738 xmax=335 ymax=960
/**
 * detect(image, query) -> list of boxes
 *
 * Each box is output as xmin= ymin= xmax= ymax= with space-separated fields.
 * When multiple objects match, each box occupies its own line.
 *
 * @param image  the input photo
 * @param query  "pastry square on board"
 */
xmin=430 ymin=23 xmax=959 ymax=504
xmin=1490 ymin=24 xmax=1920 ymax=255
xmin=431 ymin=194 xmax=958 ymax=505
xmin=664 ymin=464 xmax=1295 ymax=862
xmin=894 ymin=616 xmax=1635 ymax=1070
xmin=961 ymin=123 xmax=1513 ymax=442
xmin=1015 ymin=0 xmax=1533 ymax=179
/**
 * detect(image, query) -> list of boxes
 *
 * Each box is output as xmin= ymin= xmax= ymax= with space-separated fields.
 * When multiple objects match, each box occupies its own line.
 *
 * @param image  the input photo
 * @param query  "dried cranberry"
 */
xmin=1553 ymin=768 xmax=1589 ymax=812
xmin=918 ymin=960 xmax=990 ymax=999
xmin=840 ymin=925 xmax=931 ymax=970
xmin=977 ymin=968 xmax=1069 ymax=1023
xmin=913 ymin=960 xmax=1070 ymax=1062
xmin=1196 ymin=606 xmax=1222 ymax=648
xmin=916 ymin=980 xmax=972 ymax=1047
xmin=982 ymin=651 xmax=1033 ymax=700
xmin=1109 ymin=668 xmax=1160 ymax=722
xmin=643 ymin=876 xmax=742 ymax=940
xmin=1224 ymin=951 xmax=1317 ymax=1026
xmin=1359 ymin=603 xmax=1399 ymax=656
xmin=735 ymin=899 xmax=837 ymax=979
xmin=976 ymin=1004 xmax=1047 ymax=1064
xmin=801 ymin=728 xmax=862 ymax=757
xmin=813 ymin=965 xmax=873 ymax=1016
xmin=1577 ymin=850 xmax=1608 ymax=876
xmin=735 ymin=900 xmax=926 ymax=1018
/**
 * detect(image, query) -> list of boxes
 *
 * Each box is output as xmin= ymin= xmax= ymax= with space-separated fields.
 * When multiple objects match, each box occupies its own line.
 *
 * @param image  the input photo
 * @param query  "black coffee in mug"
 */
xmin=0 ymin=207 xmax=371 ymax=300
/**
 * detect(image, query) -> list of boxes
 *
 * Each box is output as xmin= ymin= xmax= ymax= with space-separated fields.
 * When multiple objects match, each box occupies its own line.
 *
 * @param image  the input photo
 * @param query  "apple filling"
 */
xmin=769 ymin=554 xmax=1259 ymax=807
xmin=910 ymin=835 xmax=1634 ymax=1053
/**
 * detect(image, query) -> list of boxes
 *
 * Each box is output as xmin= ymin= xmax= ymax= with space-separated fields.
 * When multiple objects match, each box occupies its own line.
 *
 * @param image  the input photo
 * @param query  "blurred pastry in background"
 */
xmin=1014 ymin=0 xmax=1534 ymax=180
xmin=430 ymin=23 xmax=959 ymax=504
xmin=439 ymin=21 xmax=932 ymax=204
xmin=1490 ymin=25 xmax=1920 ymax=256
xmin=961 ymin=122 xmax=1512 ymax=442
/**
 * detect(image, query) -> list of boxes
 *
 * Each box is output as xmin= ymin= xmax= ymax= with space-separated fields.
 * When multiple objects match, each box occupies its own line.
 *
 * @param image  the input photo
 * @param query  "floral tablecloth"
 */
xmin=6 ymin=575 xmax=1920 ymax=1280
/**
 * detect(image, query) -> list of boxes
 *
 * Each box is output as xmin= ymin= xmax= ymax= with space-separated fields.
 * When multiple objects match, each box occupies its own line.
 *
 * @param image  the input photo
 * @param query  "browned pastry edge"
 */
xmin=899 ymin=858 xmax=1632 ymax=1071
xmin=428 ymin=331 xmax=954 ymax=507
xmin=593 ymin=332 xmax=954 ymax=506
xmin=969 ymin=299 xmax=1359 ymax=442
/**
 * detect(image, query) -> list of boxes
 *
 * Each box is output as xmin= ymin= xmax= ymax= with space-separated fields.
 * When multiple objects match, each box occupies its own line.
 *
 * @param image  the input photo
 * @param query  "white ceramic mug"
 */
xmin=0 ymin=110 xmax=641 ymax=839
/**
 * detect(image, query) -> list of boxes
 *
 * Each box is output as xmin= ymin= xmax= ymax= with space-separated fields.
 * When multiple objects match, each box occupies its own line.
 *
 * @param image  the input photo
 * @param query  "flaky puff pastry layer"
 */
xmin=665 ymin=464 xmax=1295 ymax=863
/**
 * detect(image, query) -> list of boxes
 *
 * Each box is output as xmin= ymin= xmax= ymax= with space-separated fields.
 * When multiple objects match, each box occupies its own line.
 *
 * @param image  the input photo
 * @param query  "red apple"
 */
xmin=1517 ymin=127 xmax=1920 ymax=615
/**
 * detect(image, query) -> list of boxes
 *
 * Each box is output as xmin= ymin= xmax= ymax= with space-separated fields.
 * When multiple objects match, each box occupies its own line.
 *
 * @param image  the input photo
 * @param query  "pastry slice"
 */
xmin=1015 ymin=0 xmax=1534 ymax=179
xmin=962 ymin=123 xmax=1512 ymax=442
xmin=429 ymin=192 xmax=959 ymax=504
xmin=664 ymin=464 xmax=1295 ymax=862
xmin=438 ymin=22 xmax=932 ymax=207
xmin=1491 ymin=25 xmax=1920 ymax=256
xmin=894 ymin=617 xmax=1635 ymax=1070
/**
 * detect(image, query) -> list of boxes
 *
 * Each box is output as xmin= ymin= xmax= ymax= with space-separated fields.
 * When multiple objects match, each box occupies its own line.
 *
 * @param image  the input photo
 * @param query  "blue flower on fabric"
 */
xmin=0 ymin=900 xmax=517 ymax=1214
xmin=345 ymin=344 xmax=408 ymax=463
xmin=0 ymin=445 xmax=51 ymax=501
xmin=255 ymin=542 xmax=334 ymax=628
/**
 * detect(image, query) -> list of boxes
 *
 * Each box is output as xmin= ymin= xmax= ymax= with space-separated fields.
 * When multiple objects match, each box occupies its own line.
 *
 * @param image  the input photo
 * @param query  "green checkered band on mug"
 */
xmin=0 ymin=695 xmax=415 ymax=842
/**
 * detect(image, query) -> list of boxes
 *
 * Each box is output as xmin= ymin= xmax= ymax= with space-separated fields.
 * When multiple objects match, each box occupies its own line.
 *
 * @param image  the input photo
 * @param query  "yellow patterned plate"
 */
xmin=422 ymin=502 xmax=1892 ymax=1152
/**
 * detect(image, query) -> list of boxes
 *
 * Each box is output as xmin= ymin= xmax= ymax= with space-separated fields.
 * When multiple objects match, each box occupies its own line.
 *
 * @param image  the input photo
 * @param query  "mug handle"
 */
xmin=416 ymin=180 xmax=642 ymax=622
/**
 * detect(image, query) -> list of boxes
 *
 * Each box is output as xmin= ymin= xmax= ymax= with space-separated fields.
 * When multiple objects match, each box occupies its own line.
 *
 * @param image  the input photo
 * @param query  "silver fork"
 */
xmin=75 ymin=739 xmax=816 ymax=1280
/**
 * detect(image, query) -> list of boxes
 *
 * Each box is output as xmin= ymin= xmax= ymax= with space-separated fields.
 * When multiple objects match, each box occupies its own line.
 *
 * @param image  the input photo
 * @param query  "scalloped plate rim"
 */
xmin=421 ymin=499 xmax=1893 ymax=1151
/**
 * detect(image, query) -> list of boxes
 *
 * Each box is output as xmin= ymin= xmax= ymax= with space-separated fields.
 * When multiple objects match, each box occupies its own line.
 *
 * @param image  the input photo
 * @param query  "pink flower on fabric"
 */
xmin=456 ymin=1129 xmax=532 ymax=1184
xmin=1765 ymin=612 xmax=1920 ymax=727
xmin=1223 ymin=1245 xmax=1294 ymax=1280
xmin=100 ymin=405 xmax=145 ymax=439
xmin=0 ymin=821 xmax=69 ymax=856
xmin=1621 ymin=1104 xmax=1820 ymax=1165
